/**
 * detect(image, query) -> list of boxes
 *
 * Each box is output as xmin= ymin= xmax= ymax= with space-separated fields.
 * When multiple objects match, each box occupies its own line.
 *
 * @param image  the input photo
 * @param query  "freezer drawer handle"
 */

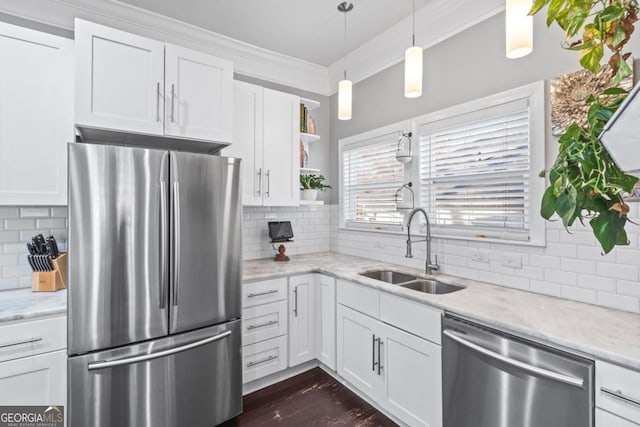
xmin=87 ymin=330 xmax=232 ymax=371
xmin=247 ymin=320 xmax=278 ymax=330
xmin=443 ymin=330 xmax=584 ymax=388
xmin=247 ymin=355 xmax=277 ymax=368
xmin=0 ymin=337 xmax=42 ymax=349
xmin=247 ymin=289 xmax=278 ymax=298
xmin=601 ymin=387 xmax=640 ymax=407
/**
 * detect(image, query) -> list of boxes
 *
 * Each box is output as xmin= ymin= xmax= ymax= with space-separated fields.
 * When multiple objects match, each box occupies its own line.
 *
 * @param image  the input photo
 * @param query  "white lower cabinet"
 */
xmin=597 ymin=409 xmax=640 ymax=427
xmin=289 ymin=274 xmax=316 ymax=367
xmin=316 ymin=274 xmax=336 ymax=370
xmin=0 ymin=349 xmax=66 ymax=405
xmin=596 ymin=361 xmax=640 ymax=426
xmin=242 ymin=335 xmax=288 ymax=384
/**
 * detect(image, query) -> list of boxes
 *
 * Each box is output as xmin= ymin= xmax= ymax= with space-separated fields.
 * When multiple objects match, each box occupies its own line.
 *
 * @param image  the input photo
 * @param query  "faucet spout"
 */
xmin=405 ymin=208 xmax=439 ymax=274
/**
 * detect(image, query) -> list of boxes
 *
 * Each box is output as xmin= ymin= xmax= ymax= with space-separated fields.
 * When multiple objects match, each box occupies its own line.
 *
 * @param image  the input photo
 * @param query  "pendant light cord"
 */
xmin=412 ymin=0 xmax=416 ymax=47
xmin=343 ymin=6 xmax=347 ymax=80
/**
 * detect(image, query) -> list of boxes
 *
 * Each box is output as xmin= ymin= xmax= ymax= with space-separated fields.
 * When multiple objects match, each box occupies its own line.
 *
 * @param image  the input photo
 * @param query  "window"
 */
xmin=415 ymin=82 xmax=546 ymax=243
xmin=340 ymin=123 xmax=409 ymax=229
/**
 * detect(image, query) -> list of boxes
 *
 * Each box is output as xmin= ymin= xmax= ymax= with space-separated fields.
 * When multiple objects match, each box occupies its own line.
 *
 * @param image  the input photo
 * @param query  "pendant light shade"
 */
xmin=337 ymin=2 xmax=354 ymax=120
xmin=404 ymin=46 xmax=423 ymax=98
xmin=506 ymin=0 xmax=533 ymax=59
xmin=404 ymin=0 xmax=423 ymax=98
xmin=338 ymin=79 xmax=352 ymax=120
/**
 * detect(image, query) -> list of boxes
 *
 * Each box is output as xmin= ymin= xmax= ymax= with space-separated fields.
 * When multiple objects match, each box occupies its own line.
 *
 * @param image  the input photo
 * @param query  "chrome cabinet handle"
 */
xmin=266 ymin=170 xmax=270 ymax=197
xmin=0 ymin=337 xmax=42 ymax=349
xmin=293 ymin=286 xmax=298 ymax=317
xmin=172 ymin=181 xmax=181 ymax=306
xmin=372 ymin=334 xmax=377 ymax=371
xmin=601 ymin=387 xmax=640 ymax=407
xmin=377 ymin=338 xmax=383 ymax=375
xmin=256 ymin=168 xmax=262 ymax=196
xmin=247 ymin=289 xmax=278 ymax=298
xmin=247 ymin=355 xmax=277 ymax=368
xmin=443 ymin=330 xmax=584 ymax=388
xmin=170 ymin=84 xmax=176 ymax=123
xmin=247 ymin=320 xmax=278 ymax=331
xmin=159 ymin=181 xmax=168 ymax=309
xmin=88 ymin=331 xmax=231 ymax=371
xmin=155 ymin=82 xmax=161 ymax=122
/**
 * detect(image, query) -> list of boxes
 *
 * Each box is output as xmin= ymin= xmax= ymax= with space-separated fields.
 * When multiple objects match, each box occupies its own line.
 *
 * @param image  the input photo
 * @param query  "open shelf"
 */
xmin=300 ymin=132 xmax=320 ymax=143
xmin=300 ymin=200 xmax=324 ymax=206
xmin=300 ymin=167 xmax=321 ymax=174
xmin=300 ymin=97 xmax=320 ymax=111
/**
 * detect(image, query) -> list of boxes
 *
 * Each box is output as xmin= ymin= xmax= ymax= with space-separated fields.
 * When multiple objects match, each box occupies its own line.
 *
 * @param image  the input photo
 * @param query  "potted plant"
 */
xmin=300 ymin=174 xmax=332 ymax=201
xmin=530 ymin=0 xmax=639 ymax=254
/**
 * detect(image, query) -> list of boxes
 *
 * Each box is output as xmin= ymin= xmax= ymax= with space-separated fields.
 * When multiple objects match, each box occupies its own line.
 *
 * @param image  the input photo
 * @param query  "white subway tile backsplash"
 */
xmin=617 ymin=280 xmax=640 ymax=298
xmin=20 ymin=207 xmax=50 ymax=218
xmin=0 ymin=207 xmax=19 ymax=218
xmin=561 ymin=285 xmax=597 ymax=304
xmin=5 ymin=219 xmax=36 ymax=230
xmin=530 ymin=280 xmax=562 ymax=297
xmin=36 ymin=218 xmax=66 ymax=229
xmin=577 ymin=274 xmax=617 ymax=292
xmin=561 ymin=258 xmax=596 ymax=275
xmin=597 ymin=292 xmax=640 ymax=312
xmin=597 ymin=262 xmax=638 ymax=281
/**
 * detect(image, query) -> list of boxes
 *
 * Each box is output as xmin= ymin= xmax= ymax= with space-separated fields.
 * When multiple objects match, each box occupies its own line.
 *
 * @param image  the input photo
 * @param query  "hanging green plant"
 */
xmin=530 ymin=0 xmax=639 ymax=253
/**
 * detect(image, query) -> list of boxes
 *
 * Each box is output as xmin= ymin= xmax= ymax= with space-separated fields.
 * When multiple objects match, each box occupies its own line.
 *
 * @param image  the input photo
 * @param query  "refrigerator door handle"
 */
xmin=172 ymin=181 xmax=181 ymax=307
xmin=159 ymin=181 xmax=168 ymax=309
xmin=87 ymin=330 xmax=232 ymax=371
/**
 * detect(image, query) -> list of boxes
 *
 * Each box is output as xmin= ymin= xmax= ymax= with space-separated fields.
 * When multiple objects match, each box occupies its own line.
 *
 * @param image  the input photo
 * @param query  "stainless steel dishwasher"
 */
xmin=443 ymin=315 xmax=594 ymax=427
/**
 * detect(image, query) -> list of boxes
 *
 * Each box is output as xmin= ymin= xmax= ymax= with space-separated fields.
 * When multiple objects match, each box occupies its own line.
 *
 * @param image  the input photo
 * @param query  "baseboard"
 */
xmin=242 ymin=360 xmax=319 ymax=395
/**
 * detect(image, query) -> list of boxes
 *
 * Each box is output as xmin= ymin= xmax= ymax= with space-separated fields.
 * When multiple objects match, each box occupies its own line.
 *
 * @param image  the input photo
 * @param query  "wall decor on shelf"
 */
xmin=550 ymin=60 xmax=634 ymax=135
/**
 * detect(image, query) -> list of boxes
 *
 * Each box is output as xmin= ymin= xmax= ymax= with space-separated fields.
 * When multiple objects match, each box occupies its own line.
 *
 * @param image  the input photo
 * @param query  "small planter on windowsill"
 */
xmin=300 ymin=174 xmax=331 ymax=202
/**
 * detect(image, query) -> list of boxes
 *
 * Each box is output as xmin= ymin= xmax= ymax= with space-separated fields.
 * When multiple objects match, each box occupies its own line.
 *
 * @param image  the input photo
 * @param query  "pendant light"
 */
xmin=404 ymin=0 xmax=422 ymax=98
xmin=338 ymin=2 xmax=353 ymax=120
xmin=506 ymin=0 xmax=533 ymax=59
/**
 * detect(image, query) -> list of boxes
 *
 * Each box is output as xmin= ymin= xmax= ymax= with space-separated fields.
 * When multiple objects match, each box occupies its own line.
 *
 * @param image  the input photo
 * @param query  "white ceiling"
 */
xmin=114 ymin=0 xmax=430 ymax=66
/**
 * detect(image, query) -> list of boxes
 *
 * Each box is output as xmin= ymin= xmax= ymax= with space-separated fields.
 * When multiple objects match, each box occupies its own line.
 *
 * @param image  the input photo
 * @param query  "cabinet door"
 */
xmin=379 ymin=323 xmax=442 ymax=427
xmin=316 ymin=274 xmax=336 ymax=370
xmin=0 ymin=350 xmax=66 ymax=406
xmin=597 ymin=409 xmax=640 ymax=427
xmin=75 ymin=19 xmax=165 ymax=136
xmin=0 ymin=22 xmax=72 ymax=205
xmin=336 ymin=305 xmax=383 ymax=402
xmin=165 ymin=44 xmax=233 ymax=143
xmin=223 ymin=81 xmax=264 ymax=206
xmin=289 ymin=274 xmax=316 ymax=367
xmin=262 ymin=88 xmax=300 ymax=206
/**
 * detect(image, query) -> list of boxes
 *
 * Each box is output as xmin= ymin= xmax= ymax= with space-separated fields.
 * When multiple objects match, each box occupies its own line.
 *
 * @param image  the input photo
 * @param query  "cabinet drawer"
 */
xmin=242 ymin=278 xmax=287 ymax=308
xmin=242 ymin=335 xmax=288 ymax=384
xmin=0 ymin=316 xmax=66 ymax=363
xmin=337 ymin=279 xmax=379 ymax=318
xmin=597 ymin=408 xmax=640 ymax=427
xmin=597 ymin=361 xmax=640 ymax=424
xmin=380 ymin=293 xmax=442 ymax=344
xmin=242 ymin=300 xmax=288 ymax=345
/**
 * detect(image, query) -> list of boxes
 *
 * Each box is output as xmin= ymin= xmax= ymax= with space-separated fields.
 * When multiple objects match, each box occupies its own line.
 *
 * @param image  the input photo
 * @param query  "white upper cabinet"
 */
xmin=74 ymin=19 xmax=233 ymax=145
xmin=74 ymin=19 xmax=164 ymax=136
xmin=0 ymin=22 xmax=73 ymax=205
xmin=164 ymin=44 xmax=233 ymax=142
xmin=223 ymin=82 xmax=299 ymax=206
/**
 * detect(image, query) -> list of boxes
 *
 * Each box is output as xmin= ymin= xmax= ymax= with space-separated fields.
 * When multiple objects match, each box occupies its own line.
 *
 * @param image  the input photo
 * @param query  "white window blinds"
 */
xmin=343 ymin=133 xmax=405 ymax=227
xmin=419 ymin=99 xmax=531 ymax=241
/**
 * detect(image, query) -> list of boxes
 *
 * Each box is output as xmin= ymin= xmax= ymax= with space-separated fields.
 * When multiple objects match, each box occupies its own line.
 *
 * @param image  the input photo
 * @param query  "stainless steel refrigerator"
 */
xmin=67 ymin=143 xmax=242 ymax=427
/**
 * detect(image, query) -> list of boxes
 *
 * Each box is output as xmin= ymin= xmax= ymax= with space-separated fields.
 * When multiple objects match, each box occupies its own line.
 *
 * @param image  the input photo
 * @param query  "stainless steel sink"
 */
xmin=400 ymin=280 xmax=463 ymax=295
xmin=359 ymin=270 xmax=418 ymax=284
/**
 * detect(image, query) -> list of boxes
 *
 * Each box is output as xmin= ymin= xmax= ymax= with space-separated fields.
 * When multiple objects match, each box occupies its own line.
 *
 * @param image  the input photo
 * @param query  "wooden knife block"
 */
xmin=31 ymin=252 xmax=67 ymax=292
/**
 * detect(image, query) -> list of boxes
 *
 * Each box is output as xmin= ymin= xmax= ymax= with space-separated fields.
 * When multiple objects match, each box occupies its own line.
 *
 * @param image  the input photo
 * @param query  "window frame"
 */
xmin=339 ymin=120 xmax=412 ymax=232
xmin=411 ymin=81 xmax=547 ymax=245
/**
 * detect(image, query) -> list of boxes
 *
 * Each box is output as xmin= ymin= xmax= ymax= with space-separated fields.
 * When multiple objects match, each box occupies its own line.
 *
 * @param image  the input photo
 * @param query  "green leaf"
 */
xmin=566 ymin=8 xmax=590 ymax=37
xmin=580 ymin=43 xmax=604 ymax=73
xmin=613 ymin=55 xmax=633 ymax=84
xmin=602 ymin=87 xmax=628 ymax=95
xmin=541 ymin=186 xmax=557 ymax=219
xmin=565 ymin=40 xmax=594 ymax=50
xmin=547 ymin=0 xmax=566 ymax=26
xmin=529 ymin=0 xmax=551 ymax=16
xmin=590 ymin=210 xmax=625 ymax=254
xmin=595 ymin=108 xmax=614 ymax=122
xmin=599 ymin=5 xmax=624 ymax=22
xmin=556 ymin=186 xmax=578 ymax=226
xmin=611 ymin=23 xmax=627 ymax=47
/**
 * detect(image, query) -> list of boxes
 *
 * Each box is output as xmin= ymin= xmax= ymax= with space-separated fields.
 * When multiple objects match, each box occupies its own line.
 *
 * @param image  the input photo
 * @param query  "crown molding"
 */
xmin=328 ymin=0 xmax=505 ymax=94
xmin=0 ymin=0 xmax=331 ymax=95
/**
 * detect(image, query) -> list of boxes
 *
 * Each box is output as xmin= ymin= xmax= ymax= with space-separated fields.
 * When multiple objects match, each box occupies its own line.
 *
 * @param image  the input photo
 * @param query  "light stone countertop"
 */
xmin=0 ymin=288 xmax=67 ymax=323
xmin=244 ymin=252 xmax=640 ymax=371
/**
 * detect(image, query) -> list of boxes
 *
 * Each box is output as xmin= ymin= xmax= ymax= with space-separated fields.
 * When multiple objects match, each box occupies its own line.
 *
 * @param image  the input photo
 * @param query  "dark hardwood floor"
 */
xmin=220 ymin=368 xmax=398 ymax=426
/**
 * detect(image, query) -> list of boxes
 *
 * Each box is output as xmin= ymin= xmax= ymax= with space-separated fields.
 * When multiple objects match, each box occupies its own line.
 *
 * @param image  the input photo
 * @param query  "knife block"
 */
xmin=31 ymin=252 xmax=67 ymax=292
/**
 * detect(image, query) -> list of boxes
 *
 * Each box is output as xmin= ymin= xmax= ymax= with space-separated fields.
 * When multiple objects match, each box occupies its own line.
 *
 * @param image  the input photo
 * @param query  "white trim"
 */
xmin=328 ymin=0 xmax=505 ymax=93
xmin=0 ymin=0 xmax=331 ymax=95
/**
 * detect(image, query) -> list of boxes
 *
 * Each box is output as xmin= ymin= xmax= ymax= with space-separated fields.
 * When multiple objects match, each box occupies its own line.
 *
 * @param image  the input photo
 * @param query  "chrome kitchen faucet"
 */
xmin=406 ymin=207 xmax=439 ymax=274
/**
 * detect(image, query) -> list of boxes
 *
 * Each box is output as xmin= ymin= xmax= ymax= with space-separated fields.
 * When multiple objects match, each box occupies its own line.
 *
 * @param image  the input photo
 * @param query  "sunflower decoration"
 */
xmin=550 ymin=62 xmax=634 ymax=135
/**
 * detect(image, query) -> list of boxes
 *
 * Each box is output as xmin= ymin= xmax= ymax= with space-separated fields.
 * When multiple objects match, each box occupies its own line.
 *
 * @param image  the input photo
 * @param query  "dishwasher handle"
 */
xmin=443 ymin=330 xmax=585 ymax=388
